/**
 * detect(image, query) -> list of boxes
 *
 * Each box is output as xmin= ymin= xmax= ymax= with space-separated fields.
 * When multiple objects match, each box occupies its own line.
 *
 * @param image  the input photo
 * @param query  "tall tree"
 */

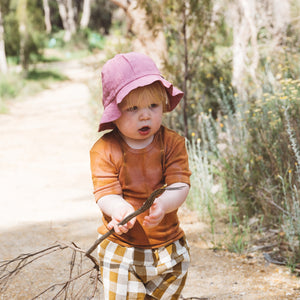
xmin=0 ymin=5 xmax=7 ymax=74
xmin=17 ymin=0 xmax=29 ymax=71
xmin=109 ymin=0 xmax=166 ymax=68
xmin=80 ymin=0 xmax=91 ymax=29
xmin=57 ymin=0 xmax=76 ymax=41
xmin=139 ymin=0 xmax=216 ymax=137
xmin=43 ymin=0 xmax=52 ymax=34
xmin=230 ymin=0 xmax=259 ymax=100
xmin=227 ymin=0 xmax=292 ymax=99
xmin=66 ymin=0 xmax=76 ymax=34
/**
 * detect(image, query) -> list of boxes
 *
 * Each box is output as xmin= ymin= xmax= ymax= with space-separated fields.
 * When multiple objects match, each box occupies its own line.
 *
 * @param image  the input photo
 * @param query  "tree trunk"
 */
xmin=17 ymin=0 xmax=29 ymax=72
xmin=57 ymin=0 xmax=76 ymax=42
xmin=0 ymin=7 xmax=8 ymax=74
xmin=229 ymin=0 xmax=292 ymax=98
xmin=43 ymin=0 xmax=52 ymax=34
xmin=231 ymin=0 xmax=259 ymax=100
xmin=109 ymin=0 xmax=167 ymax=68
xmin=57 ymin=0 xmax=69 ymax=36
xmin=182 ymin=2 xmax=188 ymax=138
xmin=258 ymin=0 xmax=291 ymax=46
xmin=66 ymin=0 xmax=76 ymax=34
xmin=80 ymin=0 xmax=91 ymax=29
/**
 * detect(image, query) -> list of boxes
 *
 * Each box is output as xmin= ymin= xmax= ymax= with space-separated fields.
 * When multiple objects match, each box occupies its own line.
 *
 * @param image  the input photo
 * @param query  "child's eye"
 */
xmin=127 ymin=106 xmax=138 ymax=112
xmin=150 ymin=103 xmax=159 ymax=108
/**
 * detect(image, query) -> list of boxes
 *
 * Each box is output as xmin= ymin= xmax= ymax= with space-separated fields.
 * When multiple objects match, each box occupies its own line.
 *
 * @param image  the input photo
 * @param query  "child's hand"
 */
xmin=107 ymin=204 xmax=136 ymax=235
xmin=143 ymin=183 xmax=190 ymax=228
xmin=143 ymin=200 xmax=165 ymax=228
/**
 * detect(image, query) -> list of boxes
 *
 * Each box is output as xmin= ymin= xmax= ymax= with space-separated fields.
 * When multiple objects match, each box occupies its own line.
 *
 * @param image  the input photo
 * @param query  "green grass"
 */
xmin=0 ymin=68 xmax=69 ymax=112
xmin=26 ymin=69 xmax=68 ymax=81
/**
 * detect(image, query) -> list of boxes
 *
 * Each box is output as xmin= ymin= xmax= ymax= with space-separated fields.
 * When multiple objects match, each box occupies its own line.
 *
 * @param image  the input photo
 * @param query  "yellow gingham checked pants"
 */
xmin=98 ymin=236 xmax=190 ymax=299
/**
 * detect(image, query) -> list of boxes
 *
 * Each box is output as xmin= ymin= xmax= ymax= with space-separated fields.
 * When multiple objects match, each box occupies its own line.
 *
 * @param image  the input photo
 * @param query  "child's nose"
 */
xmin=139 ymin=108 xmax=151 ymax=120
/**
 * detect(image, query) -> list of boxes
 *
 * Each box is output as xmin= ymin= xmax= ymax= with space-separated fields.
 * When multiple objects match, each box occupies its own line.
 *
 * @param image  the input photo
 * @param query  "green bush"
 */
xmin=224 ymin=79 xmax=300 ymax=220
xmin=0 ymin=74 xmax=25 ymax=100
xmin=187 ymin=76 xmax=300 ymax=262
xmin=0 ymin=68 xmax=69 ymax=112
xmin=4 ymin=0 xmax=46 ymax=66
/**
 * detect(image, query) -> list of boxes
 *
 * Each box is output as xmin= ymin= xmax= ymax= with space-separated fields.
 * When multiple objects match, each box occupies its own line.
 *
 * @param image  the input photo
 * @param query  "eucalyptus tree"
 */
xmin=227 ymin=0 xmax=293 ymax=101
xmin=80 ymin=0 xmax=91 ymax=29
xmin=43 ymin=0 xmax=51 ymax=33
xmin=56 ymin=0 xmax=76 ymax=41
xmin=17 ymin=0 xmax=29 ymax=71
xmin=0 ymin=2 xmax=7 ymax=74
xmin=138 ymin=0 xmax=224 ymax=137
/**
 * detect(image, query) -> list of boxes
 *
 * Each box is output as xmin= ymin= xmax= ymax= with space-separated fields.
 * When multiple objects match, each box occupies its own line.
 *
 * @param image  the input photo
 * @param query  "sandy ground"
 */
xmin=0 ymin=55 xmax=299 ymax=300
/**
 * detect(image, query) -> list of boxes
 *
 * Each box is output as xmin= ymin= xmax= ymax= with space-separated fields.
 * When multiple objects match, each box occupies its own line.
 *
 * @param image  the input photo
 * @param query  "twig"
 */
xmin=266 ymin=198 xmax=297 ymax=222
xmin=247 ymin=243 xmax=278 ymax=253
xmin=263 ymin=252 xmax=286 ymax=266
xmin=64 ymin=244 xmax=77 ymax=298
xmin=1 ymin=185 xmax=184 ymax=299
xmin=0 ymin=244 xmax=66 ymax=293
xmin=31 ymin=268 xmax=96 ymax=299
xmin=85 ymin=185 xmax=184 ymax=256
xmin=262 ymin=187 xmax=297 ymax=222
xmin=91 ymin=268 xmax=100 ymax=298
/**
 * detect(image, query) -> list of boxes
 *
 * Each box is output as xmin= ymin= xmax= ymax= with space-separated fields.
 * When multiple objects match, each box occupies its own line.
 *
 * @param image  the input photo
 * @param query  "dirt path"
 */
xmin=0 ymin=56 xmax=299 ymax=300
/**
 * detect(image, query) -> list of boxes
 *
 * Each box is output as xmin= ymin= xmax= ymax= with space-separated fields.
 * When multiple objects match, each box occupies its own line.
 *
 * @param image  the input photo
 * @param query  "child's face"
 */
xmin=114 ymin=96 xmax=163 ymax=148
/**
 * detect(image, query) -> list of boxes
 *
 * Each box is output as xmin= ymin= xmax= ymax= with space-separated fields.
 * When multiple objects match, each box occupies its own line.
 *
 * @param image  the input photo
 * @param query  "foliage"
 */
xmin=186 ymin=75 xmax=300 ymax=262
xmin=0 ymin=73 xmax=25 ymax=100
xmin=138 ymin=0 xmax=300 ymax=264
xmin=2 ymin=7 xmax=20 ymax=56
xmin=89 ymin=0 xmax=117 ymax=34
xmin=0 ymin=68 xmax=68 ymax=111
xmin=48 ymin=29 xmax=106 ymax=54
xmin=3 ymin=0 xmax=46 ymax=66
xmin=224 ymin=79 xmax=300 ymax=220
xmin=138 ymin=0 xmax=233 ymax=138
xmin=26 ymin=69 xmax=68 ymax=81
xmin=86 ymin=30 xmax=106 ymax=51
xmin=46 ymin=0 xmax=116 ymax=34
xmin=1 ymin=0 xmax=116 ymax=69
xmin=187 ymin=137 xmax=218 ymax=236
xmin=47 ymin=0 xmax=63 ymax=32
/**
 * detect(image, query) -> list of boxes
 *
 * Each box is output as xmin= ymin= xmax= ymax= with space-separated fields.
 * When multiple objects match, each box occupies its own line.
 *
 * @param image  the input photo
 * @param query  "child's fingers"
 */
xmin=126 ymin=217 xmax=136 ymax=229
xmin=143 ymin=214 xmax=161 ymax=228
xmin=107 ymin=217 xmax=123 ymax=234
xmin=118 ymin=217 xmax=136 ymax=233
xmin=144 ymin=214 xmax=157 ymax=223
xmin=108 ymin=216 xmax=136 ymax=235
xmin=143 ymin=219 xmax=157 ymax=228
xmin=114 ymin=224 xmax=128 ymax=234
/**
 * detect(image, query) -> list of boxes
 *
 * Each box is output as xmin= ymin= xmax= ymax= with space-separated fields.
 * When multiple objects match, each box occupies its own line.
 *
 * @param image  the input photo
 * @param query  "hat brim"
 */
xmin=98 ymin=75 xmax=183 ymax=132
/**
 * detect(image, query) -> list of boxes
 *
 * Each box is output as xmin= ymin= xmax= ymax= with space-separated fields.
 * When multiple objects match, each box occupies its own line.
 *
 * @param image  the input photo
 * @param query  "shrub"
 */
xmin=187 ymin=77 xmax=300 ymax=261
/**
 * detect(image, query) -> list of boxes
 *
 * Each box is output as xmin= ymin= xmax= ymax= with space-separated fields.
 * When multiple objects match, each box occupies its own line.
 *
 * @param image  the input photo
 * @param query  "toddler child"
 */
xmin=90 ymin=52 xmax=191 ymax=299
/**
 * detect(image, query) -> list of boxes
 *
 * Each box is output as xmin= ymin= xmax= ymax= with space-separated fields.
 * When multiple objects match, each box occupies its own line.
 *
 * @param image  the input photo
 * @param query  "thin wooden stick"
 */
xmin=85 ymin=185 xmax=184 ymax=256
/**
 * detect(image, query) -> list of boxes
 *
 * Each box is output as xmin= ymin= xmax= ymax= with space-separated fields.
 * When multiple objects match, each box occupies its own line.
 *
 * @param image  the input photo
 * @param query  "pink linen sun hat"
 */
xmin=98 ymin=52 xmax=184 ymax=132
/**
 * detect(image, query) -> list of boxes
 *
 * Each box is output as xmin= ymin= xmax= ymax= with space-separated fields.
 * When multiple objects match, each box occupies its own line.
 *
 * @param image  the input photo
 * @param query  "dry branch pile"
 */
xmin=0 ymin=186 xmax=181 ymax=299
xmin=0 ymin=242 xmax=101 ymax=299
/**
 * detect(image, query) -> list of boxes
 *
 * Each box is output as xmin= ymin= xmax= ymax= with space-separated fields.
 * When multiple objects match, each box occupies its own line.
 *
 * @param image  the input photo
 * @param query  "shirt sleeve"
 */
xmin=164 ymin=131 xmax=192 ymax=186
xmin=90 ymin=138 xmax=122 ymax=202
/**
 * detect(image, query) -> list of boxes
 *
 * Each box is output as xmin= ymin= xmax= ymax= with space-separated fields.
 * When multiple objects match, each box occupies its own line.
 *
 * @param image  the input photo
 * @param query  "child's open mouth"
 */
xmin=138 ymin=126 xmax=151 ymax=135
